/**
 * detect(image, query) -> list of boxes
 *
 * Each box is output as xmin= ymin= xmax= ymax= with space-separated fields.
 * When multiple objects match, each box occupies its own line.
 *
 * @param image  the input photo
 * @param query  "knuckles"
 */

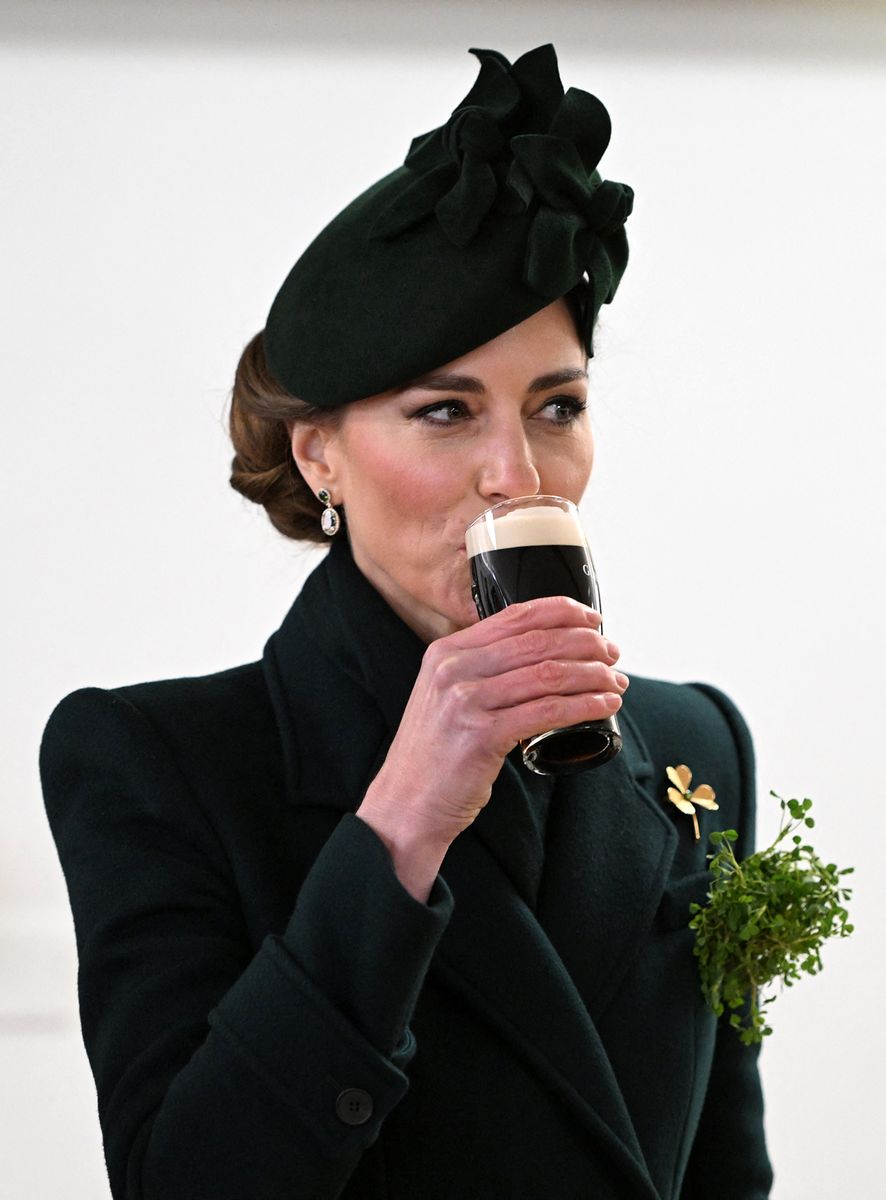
xmin=520 ymin=626 xmax=553 ymax=659
xmin=447 ymin=678 xmax=477 ymax=711
xmin=535 ymin=657 xmax=567 ymax=688
xmin=538 ymin=696 xmax=564 ymax=729
xmin=428 ymin=648 xmax=462 ymax=688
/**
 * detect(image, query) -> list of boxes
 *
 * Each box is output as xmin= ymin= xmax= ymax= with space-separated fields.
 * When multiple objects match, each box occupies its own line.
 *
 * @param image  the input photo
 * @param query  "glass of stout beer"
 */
xmin=466 ymin=495 xmax=622 ymax=775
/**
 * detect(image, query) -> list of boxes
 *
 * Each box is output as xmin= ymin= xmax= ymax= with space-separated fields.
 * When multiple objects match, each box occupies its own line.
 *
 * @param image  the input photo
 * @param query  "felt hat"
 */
xmin=264 ymin=43 xmax=633 ymax=409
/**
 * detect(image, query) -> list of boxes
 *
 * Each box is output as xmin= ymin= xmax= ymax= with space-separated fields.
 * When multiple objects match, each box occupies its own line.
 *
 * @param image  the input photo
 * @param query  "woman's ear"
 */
xmin=289 ymin=422 xmax=341 ymax=503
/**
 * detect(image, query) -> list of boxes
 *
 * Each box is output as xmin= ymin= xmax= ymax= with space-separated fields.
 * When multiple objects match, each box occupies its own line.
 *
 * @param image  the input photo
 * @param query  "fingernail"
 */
xmin=605 ymin=640 xmax=620 ymax=659
xmin=614 ymin=671 xmax=630 ymax=691
xmin=604 ymin=692 xmax=623 ymax=708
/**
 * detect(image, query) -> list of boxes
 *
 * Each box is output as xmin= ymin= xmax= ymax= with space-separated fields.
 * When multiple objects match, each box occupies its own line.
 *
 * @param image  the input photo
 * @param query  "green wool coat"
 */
xmin=40 ymin=535 xmax=774 ymax=1199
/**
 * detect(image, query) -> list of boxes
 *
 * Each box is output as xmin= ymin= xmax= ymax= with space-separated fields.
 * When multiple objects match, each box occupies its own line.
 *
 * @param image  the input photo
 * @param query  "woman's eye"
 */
xmin=410 ymin=396 xmax=586 ymax=426
xmin=412 ymin=400 xmax=470 ymax=425
xmin=539 ymin=396 xmax=588 ymax=425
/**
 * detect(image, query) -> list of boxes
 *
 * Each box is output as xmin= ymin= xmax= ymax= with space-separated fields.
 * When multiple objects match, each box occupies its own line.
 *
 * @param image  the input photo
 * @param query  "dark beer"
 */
xmin=469 ymin=543 xmax=601 ymax=619
xmin=467 ymin=500 xmax=622 ymax=775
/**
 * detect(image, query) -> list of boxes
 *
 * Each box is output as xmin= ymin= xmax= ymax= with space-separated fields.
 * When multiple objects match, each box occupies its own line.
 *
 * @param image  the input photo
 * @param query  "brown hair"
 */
xmin=228 ymin=331 xmax=344 ymax=544
xmin=228 ymin=293 xmax=590 ymax=544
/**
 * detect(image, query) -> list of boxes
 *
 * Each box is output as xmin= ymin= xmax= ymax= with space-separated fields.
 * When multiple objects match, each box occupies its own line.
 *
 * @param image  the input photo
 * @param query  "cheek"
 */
xmin=541 ymin=431 xmax=594 ymax=496
xmin=580 ymin=440 xmax=594 ymax=488
xmin=336 ymin=429 xmax=466 ymax=546
xmin=577 ymin=426 xmax=595 ymax=479
xmin=356 ymin=454 xmax=456 ymax=520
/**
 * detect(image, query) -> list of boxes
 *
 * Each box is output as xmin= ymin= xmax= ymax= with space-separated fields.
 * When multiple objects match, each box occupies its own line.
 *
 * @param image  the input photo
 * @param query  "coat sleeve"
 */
xmin=680 ymin=682 xmax=775 ymax=1200
xmin=39 ymin=685 xmax=454 ymax=1200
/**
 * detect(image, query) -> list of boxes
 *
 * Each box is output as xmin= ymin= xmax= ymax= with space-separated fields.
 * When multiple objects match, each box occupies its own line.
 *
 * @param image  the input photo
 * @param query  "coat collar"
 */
xmin=263 ymin=535 xmax=424 ymax=803
xmin=262 ymin=536 xmax=675 ymax=1199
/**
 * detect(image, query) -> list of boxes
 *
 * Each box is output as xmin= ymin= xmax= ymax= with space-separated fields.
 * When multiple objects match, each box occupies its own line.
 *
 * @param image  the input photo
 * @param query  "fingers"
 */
xmin=492 ymin=690 xmax=624 ymax=751
xmin=481 ymin=657 xmax=629 ymax=712
xmin=468 ymin=625 xmax=619 ymax=680
xmin=416 ymin=595 xmax=628 ymax=764
xmin=444 ymin=596 xmax=603 ymax=653
xmin=382 ymin=595 xmax=629 ymax=839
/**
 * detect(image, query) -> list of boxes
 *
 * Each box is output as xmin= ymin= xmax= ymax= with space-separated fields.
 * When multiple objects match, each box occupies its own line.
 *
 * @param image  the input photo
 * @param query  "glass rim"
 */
xmin=465 ymin=494 xmax=577 ymax=531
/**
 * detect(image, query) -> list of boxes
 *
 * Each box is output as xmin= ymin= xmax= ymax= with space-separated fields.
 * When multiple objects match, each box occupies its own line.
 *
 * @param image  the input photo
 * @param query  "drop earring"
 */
xmin=317 ymin=488 xmax=340 ymax=537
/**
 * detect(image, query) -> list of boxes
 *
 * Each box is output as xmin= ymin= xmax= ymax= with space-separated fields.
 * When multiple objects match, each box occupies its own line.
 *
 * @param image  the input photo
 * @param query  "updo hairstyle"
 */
xmin=228 ymin=332 xmax=344 ymax=544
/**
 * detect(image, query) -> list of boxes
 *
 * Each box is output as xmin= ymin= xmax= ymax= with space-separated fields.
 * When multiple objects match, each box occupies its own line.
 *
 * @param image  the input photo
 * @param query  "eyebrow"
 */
xmin=397 ymin=367 xmax=588 ymax=395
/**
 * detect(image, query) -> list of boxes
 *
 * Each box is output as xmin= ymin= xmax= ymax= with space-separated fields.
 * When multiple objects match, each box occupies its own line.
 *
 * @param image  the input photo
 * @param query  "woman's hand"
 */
xmin=356 ymin=597 xmax=628 ymax=900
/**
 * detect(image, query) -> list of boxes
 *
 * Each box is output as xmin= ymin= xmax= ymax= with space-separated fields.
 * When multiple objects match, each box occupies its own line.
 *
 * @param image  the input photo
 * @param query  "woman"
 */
xmin=40 ymin=44 xmax=773 ymax=1199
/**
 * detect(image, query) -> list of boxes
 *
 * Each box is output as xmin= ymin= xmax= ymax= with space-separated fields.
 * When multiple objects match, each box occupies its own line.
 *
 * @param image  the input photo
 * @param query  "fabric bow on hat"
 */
xmin=371 ymin=52 xmax=522 ymax=248
xmin=369 ymin=44 xmax=633 ymax=355
xmin=370 ymin=47 xmax=541 ymax=246
xmin=508 ymin=91 xmax=633 ymax=303
xmin=263 ymin=43 xmax=634 ymax=410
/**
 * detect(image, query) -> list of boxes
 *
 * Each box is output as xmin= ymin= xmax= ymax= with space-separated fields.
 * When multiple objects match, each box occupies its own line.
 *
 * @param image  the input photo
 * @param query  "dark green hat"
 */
xmin=264 ymin=43 xmax=633 ymax=409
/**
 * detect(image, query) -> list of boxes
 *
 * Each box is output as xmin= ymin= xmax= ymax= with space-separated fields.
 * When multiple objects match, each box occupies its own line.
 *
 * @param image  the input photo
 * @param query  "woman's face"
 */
xmin=291 ymin=298 xmax=594 ymax=643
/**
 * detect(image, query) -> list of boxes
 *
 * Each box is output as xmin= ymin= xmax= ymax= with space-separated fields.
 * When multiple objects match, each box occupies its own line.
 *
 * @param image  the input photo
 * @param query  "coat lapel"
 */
xmin=429 ymin=720 xmax=673 ymax=1200
xmin=433 ymin=834 xmax=657 ymax=1198
xmin=262 ymin=539 xmax=674 ymax=1200
xmin=537 ymin=714 xmax=678 ymax=1022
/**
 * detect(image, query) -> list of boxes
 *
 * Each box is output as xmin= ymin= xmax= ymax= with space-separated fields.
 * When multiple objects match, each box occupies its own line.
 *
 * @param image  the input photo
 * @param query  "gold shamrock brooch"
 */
xmin=665 ymin=765 xmax=719 ymax=841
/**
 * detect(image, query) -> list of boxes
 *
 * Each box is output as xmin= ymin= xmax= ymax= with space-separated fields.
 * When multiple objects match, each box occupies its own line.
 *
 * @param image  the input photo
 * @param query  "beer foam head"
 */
xmin=466 ymin=503 xmax=586 ymax=556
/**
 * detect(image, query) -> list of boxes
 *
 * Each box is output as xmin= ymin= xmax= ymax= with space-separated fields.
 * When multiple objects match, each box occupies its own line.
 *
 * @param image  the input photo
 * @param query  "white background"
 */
xmin=2 ymin=1 xmax=884 ymax=1195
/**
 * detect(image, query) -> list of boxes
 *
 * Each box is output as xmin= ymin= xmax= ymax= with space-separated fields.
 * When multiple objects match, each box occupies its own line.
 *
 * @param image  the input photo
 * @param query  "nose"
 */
xmin=477 ymin=418 xmax=541 ymax=504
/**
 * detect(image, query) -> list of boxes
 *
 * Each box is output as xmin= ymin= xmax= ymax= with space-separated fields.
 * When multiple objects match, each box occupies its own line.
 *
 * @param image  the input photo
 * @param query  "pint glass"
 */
xmin=466 ymin=495 xmax=622 ymax=775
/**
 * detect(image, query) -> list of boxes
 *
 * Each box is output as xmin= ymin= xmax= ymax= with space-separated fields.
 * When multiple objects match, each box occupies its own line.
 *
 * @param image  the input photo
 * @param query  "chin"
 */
xmin=453 ymin=596 xmax=481 ymax=630
xmin=428 ymin=589 xmax=478 ymax=636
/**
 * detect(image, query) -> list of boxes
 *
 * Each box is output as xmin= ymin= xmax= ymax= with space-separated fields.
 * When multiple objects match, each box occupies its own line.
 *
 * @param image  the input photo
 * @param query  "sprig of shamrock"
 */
xmin=687 ymin=792 xmax=855 ymax=1045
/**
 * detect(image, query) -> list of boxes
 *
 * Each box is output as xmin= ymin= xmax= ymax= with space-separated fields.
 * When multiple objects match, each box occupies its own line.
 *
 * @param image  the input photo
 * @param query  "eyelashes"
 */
xmin=411 ymin=400 xmax=467 ymax=424
xmin=410 ymin=396 xmax=588 ymax=427
xmin=541 ymin=396 xmax=588 ymax=424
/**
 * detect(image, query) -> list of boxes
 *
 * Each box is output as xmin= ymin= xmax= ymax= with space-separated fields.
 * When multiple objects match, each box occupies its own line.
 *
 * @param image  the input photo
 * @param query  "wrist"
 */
xmin=356 ymin=787 xmax=451 ymax=904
